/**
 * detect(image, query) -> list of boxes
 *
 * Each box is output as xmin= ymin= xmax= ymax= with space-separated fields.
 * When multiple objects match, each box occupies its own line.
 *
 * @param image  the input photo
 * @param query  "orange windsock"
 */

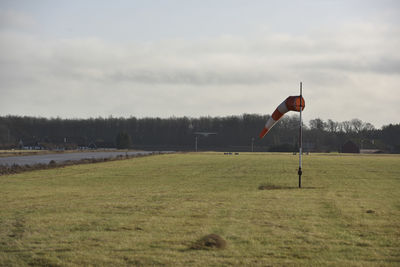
xmin=259 ymin=95 xmax=305 ymax=139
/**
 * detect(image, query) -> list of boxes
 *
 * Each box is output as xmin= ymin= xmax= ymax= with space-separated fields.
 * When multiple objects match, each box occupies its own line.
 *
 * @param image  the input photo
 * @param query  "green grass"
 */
xmin=1 ymin=152 xmax=399 ymax=266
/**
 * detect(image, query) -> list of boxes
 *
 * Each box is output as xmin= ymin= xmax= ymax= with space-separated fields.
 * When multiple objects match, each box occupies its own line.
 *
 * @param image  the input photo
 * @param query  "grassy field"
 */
xmin=0 ymin=152 xmax=399 ymax=266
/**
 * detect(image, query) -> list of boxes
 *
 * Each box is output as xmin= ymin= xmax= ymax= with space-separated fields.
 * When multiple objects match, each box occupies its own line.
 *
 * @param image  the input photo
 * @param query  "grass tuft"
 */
xmin=190 ymin=234 xmax=227 ymax=250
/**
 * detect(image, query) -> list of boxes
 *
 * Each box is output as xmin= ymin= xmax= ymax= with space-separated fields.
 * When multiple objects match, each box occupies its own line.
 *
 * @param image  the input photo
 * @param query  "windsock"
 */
xmin=259 ymin=96 xmax=305 ymax=139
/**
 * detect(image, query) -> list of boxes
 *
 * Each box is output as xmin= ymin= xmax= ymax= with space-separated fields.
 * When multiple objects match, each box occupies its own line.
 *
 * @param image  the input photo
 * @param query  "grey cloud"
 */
xmin=1 ymin=21 xmax=400 ymax=127
xmin=0 ymin=10 xmax=36 ymax=31
xmin=297 ymin=57 xmax=400 ymax=75
xmin=370 ymin=57 xmax=400 ymax=74
xmin=107 ymin=70 xmax=278 ymax=85
xmin=2 ymin=22 xmax=399 ymax=87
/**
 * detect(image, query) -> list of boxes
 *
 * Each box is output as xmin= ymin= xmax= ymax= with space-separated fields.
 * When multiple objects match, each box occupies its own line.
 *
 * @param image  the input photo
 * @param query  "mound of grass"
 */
xmin=190 ymin=234 xmax=227 ymax=250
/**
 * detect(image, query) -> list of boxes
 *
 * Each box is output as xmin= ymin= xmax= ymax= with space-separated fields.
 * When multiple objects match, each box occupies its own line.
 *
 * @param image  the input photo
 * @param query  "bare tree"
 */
xmin=351 ymin=118 xmax=363 ymax=133
xmin=309 ymin=118 xmax=326 ymax=130
xmin=341 ymin=121 xmax=353 ymax=133
xmin=327 ymin=119 xmax=339 ymax=133
xmin=362 ymin=122 xmax=375 ymax=132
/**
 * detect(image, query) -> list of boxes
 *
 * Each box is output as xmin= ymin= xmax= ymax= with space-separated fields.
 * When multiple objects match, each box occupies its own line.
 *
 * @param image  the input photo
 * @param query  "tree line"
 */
xmin=0 ymin=115 xmax=399 ymax=153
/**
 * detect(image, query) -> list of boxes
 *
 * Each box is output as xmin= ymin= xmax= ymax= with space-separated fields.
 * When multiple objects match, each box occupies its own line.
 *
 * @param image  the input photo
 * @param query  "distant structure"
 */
xmin=88 ymin=142 xmax=97 ymax=149
xmin=193 ymin=132 xmax=217 ymax=152
xmin=18 ymin=139 xmax=24 ymax=149
xmin=194 ymin=132 xmax=217 ymax=137
xmin=341 ymin=141 xmax=360 ymax=153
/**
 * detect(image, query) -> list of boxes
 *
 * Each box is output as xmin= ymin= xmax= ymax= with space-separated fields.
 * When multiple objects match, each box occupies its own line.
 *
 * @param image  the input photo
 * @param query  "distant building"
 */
xmin=341 ymin=141 xmax=360 ymax=153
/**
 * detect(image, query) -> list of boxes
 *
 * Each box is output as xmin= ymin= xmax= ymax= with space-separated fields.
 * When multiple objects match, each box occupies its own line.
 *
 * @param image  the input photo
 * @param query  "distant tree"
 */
xmin=362 ymin=122 xmax=375 ymax=132
xmin=341 ymin=121 xmax=353 ymax=133
xmin=326 ymin=119 xmax=339 ymax=133
xmin=269 ymin=143 xmax=296 ymax=152
xmin=351 ymin=118 xmax=363 ymax=133
xmin=0 ymin=114 xmax=389 ymax=152
xmin=115 ymin=132 xmax=131 ymax=149
xmin=307 ymin=118 xmax=326 ymax=151
xmin=381 ymin=124 xmax=400 ymax=153
xmin=309 ymin=118 xmax=325 ymax=130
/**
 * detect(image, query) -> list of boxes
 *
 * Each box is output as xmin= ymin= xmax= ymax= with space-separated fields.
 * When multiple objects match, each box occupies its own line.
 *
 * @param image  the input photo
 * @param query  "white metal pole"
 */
xmin=298 ymin=82 xmax=303 ymax=188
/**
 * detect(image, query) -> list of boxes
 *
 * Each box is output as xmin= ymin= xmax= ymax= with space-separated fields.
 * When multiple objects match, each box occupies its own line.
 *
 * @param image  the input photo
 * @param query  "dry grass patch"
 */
xmin=190 ymin=234 xmax=227 ymax=250
xmin=258 ymin=183 xmax=296 ymax=190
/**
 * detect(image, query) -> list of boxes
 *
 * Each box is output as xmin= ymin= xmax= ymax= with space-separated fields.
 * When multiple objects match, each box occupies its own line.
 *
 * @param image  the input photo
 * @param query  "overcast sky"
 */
xmin=1 ymin=0 xmax=399 ymax=128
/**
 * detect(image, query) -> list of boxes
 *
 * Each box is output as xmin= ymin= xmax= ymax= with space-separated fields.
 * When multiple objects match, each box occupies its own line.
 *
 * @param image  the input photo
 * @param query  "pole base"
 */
xmin=298 ymin=168 xmax=302 ymax=188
